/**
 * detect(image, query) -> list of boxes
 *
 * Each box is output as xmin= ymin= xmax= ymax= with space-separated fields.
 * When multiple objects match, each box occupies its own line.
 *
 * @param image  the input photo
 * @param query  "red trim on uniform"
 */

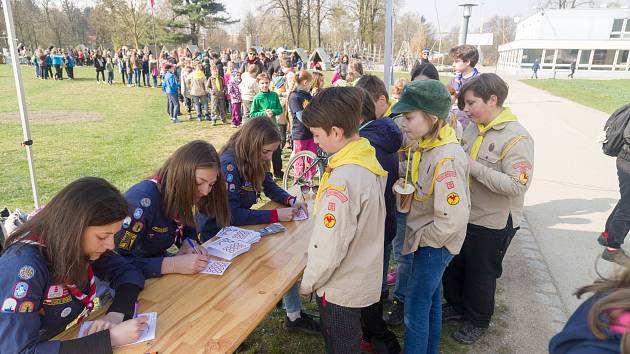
xmin=270 ymin=210 xmax=279 ymax=223
xmin=322 ymin=292 xmax=327 ymax=308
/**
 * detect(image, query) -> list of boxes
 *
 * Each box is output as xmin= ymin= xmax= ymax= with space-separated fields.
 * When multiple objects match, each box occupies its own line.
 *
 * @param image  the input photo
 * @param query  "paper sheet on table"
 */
xmin=200 ymin=260 xmax=231 ymax=275
xmin=293 ymin=207 xmax=308 ymax=221
xmin=78 ymin=311 xmax=157 ymax=346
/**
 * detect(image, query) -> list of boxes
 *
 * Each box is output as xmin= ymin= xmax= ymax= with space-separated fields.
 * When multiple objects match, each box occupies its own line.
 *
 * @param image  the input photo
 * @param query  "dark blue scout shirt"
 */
xmin=115 ymin=180 xmax=197 ymax=278
xmin=0 ymin=243 xmax=144 ymax=353
xmin=549 ymin=294 xmax=621 ymax=354
xmin=288 ymin=89 xmax=313 ymax=141
xmin=197 ymin=150 xmax=293 ymax=242
xmin=359 ymin=117 xmax=403 ymax=245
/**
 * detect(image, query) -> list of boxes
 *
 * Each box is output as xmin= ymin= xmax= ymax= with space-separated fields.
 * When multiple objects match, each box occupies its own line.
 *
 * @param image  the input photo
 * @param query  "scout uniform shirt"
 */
xmin=461 ymin=107 xmax=534 ymax=230
xmin=0 ymin=242 xmax=144 ymax=353
xmin=115 ymin=179 xmax=197 ymax=278
xmin=403 ymin=126 xmax=471 ymax=256
xmin=300 ymin=138 xmax=388 ymax=308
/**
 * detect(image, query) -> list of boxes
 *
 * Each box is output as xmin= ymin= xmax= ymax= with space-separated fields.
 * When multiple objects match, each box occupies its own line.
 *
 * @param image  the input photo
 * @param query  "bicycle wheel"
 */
xmin=283 ymin=150 xmax=323 ymax=191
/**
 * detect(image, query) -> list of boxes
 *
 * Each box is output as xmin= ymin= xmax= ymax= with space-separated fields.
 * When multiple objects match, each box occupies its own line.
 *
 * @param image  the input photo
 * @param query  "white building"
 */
xmin=497 ymin=8 xmax=630 ymax=78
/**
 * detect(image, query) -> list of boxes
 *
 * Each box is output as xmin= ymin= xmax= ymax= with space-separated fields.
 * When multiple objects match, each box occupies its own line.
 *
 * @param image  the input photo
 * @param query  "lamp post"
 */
xmin=458 ymin=3 xmax=477 ymax=45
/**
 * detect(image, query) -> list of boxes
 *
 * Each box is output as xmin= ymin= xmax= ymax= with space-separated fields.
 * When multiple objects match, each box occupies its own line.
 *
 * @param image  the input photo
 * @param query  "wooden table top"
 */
xmin=54 ymin=198 xmax=313 ymax=353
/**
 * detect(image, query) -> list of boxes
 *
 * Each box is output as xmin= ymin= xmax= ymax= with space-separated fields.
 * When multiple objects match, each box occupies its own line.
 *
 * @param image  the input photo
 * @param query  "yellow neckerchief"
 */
xmin=193 ymin=69 xmax=205 ymax=80
xmin=470 ymin=107 xmax=518 ymax=161
xmin=213 ymin=75 xmax=221 ymax=91
xmin=410 ymin=124 xmax=459 ymax=184
xmin=383 ymin=99 xmax=394 ymax=118
xmin=315 ymin=138 xmax=388 ymax=212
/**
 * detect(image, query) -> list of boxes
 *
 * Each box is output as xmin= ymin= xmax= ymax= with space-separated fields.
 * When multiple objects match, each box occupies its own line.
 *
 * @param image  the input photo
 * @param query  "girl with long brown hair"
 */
xmin=115 ymin=140 xmax=230 ymax=278
xmin=550 ymin=266 xmax=630 ymax=354
xmin=198 ymin=117 xmax=320 ymax=335
xmin=0 ymin=177 xmax=148 ymax=353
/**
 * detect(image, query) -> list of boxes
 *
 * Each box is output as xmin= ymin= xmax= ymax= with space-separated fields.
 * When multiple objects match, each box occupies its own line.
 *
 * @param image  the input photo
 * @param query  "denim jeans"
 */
xmin=167 ymin=93 xmax=180 ymax=120
xmin=152 ymin=75 xmax=158 ymax=88
xmin=606 ymin=157 xmax=630 ymax=248
xmin=282 ymin=282 xmax=301 ymax=314
xmin=127 ymin=72 xmax=133 ymax=85
xmin=134 ymin=69 xmax=141 ymax=86
xmin=403 ymin=246 xmax=453 ymax=354
xmin=393 ymin=212 xmax=413 ymax=303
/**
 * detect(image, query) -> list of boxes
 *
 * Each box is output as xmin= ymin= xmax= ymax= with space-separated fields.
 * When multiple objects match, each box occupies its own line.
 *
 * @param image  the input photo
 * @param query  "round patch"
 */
xmin=18 ymin=301 xmax=35 ymax=313
xmin=229 ymin=183 xmax=236 ymax=192
xmin=447 ymin=192 xmax=460 ymax=205
xmin=226 ymin=164 xmax=234 ymax=172
xmin=140 ymin=197 xmax=151 ymax=208
xmin=133 ymin=207 xmax=144 ymax=219
xmin=61 ymin=306 xmax=72 ymax=318
xmin=18 ymin=265 xmax=35 ymax=280
xmin=226 ymin=174 xmax=234 ymax=183
xmin=323 ymin=213 xmax=336 ymax=228
xmin=13 ymin=282 xmax=29 ymax=299
xmin=519 ymin=172 xmax=529 ymax=185
xmin=122 ymin=216 xmax=132 ymax=229
xmin=1 ymin=298 xmax=17 ymax=313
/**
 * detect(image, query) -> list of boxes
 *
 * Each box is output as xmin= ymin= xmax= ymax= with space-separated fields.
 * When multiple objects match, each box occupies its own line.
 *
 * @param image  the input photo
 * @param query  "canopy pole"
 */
xmin=384 ymin=0 xmax=394 ymax=93
xmin=2 ymin=0 xmax=40 ymax=208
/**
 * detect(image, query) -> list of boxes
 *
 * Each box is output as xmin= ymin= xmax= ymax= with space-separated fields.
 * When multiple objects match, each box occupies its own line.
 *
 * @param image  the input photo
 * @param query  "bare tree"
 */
xmin=540 ymin=0 xmax=595 ymax=8
xmin=311 ymin=0 xmax=331 ymax=47
xmin=264 ymin=0 xmax=306 ymax=47
xmin=350 ymin=0 xmax=384 ymax=45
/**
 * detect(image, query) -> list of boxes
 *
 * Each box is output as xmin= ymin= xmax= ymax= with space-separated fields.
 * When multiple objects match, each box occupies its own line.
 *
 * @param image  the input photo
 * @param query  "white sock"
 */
xmin=287 ymin=310 xmax=301 ymax=322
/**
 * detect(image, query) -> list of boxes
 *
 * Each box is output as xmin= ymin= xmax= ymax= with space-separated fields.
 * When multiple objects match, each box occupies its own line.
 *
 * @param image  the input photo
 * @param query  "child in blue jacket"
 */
xmin=162 ymin=64 xmax=181 ymax=123
xmin=0 ymin=177 xmax=147 ymax=353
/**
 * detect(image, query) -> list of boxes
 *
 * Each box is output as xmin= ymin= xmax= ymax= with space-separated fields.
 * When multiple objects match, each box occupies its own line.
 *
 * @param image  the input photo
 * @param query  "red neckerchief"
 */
xmin=150 ymin=176 xmax=184 ymax=244
xmin=20 ymin=234 xmax=96 ymax=323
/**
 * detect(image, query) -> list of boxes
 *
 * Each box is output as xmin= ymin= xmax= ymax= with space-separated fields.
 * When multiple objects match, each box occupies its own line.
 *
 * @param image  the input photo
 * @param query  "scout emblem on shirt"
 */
xmin=1 ymin=298 xmax=17 ymax=313
xmin=152 ymin=226 xmax=168 ymax=233
xmin=18 ymin=265 xmax=35 ymax=280
xmin=140 ymin=197 xmax=152 ymax=208
xmin=47 ymin=284 xmax=65 ymax=298
xmin=447 ymin=193 xmax=460 ymax=205
xmin=44 ymin=284 xmax=72 ymax=306
xmin=61 ymin=306 xmax=72 ymax=318
xmin=122 ymin=216 xmax=132 ymax=229
xmin=323 ymin=213 xmax=336 ymax=228
xmin=303 ymin=99 xmax=310 ymax=109
xmin=132 ymin=221 xmax=144 ymax=233
xmin=19 ymin=301 xmax=35 ymax=312
xmin=226 ymin=164 xmax=234 ymax=172
xmin=513 ymin=161 xmax=532 ymax=186
xmin=133 ymin=207 xmax=144 ymax=219
xmin=118 ymin=231 xmax=137 ymax=250
xmin=226 ymin=174 xmax=234 ymax=183
xmin=13 ymin=282 xmax=29 ymax=299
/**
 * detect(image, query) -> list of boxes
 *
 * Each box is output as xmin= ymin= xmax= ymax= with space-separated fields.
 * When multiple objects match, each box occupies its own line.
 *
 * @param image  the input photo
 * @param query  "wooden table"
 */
xmin=55 ymin=199 xmax=313 ymax=353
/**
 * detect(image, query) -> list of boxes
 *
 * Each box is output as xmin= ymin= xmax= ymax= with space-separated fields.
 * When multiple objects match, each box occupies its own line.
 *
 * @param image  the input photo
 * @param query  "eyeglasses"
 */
xmin=248 ymin=52 xmax=255 ymax=55
xmin=300 ymin=184 xmax=319 ymax=194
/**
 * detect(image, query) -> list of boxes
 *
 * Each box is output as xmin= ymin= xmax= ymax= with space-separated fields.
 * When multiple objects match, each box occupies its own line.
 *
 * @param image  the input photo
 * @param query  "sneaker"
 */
xmin=602 ymin=247 xmax=630 ymax=264
xmin=442 ymin=303 xmax=465 ymax=322
xmin=282 ymin=311 xmax=320 ymax=335
xmin=452 ymin=322 xmax=487 ymax=345
xmin=597 ymin=232 xmax=609 ymax=247
xmin=383 ymin=299 xmax=404 ymax=326
xmin=387 ymin=272 xmax=396 ymax=286
xmin=360 ymin=337 xmax=376 ymax=354
xmin=211 ymin=120 xmax=216 ymax=126
xmin=172 ymin=118 xmax=181 ymax=123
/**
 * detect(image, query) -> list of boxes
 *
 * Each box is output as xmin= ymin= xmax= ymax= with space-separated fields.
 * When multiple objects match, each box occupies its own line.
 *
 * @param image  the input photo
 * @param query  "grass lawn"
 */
xmin=521 ymin=79 xmax=630 ymax=114
xmin=1 ymin=64 xmax=477 ymax=353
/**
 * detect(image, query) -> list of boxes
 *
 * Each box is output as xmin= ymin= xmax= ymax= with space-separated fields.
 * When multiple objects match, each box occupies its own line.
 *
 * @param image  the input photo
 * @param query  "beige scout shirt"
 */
xmin=403 ymin=143 xmax=470 ymax=256
xmin=299 ymin=164 xmax=387 ymax=308
xmin=461 ymin=120 xmax=534 ymax=230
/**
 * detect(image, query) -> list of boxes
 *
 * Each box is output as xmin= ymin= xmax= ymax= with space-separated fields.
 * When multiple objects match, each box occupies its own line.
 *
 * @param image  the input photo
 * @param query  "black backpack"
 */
xmin=603 ymin=103 xmax=630 ymax=157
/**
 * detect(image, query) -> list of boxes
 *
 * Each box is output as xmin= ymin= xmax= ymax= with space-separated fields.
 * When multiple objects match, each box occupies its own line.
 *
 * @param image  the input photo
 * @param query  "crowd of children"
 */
xmin=6 ymin=42 xmax=626 ymax=354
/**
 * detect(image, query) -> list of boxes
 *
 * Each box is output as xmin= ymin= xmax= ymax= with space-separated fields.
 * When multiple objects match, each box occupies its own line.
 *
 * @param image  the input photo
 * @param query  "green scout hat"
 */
xmin=391 ymin=79 xmax=451 ymax=119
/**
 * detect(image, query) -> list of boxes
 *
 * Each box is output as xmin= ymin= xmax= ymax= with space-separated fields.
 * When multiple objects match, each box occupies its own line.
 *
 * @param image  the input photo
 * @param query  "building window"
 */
xmin=579 ymin=50 xmax=592 ymax=65
xmin=610 ymin=18 xmax=630 ymax=39
xmin=612 ymin=18 xmax=624 ymax=32
xmin=592 ymin=49 xmax=615 ymax=66
xmin=618 ymin=50 xmax=629 ymax=66
xmin=544 ymin=49 xmax=556 ymax=64
xmin=521 ymin=49 xmax=543 ymax=64
xmin=556 ymin=49 xmax=578 ymax=65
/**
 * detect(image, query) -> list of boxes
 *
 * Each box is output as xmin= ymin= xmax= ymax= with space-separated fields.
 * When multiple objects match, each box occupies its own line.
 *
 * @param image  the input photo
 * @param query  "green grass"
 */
xmin=1 ymin=64 xmax=490 ymax=353
xmin=521 ymin=79 xmax=630 ymax=114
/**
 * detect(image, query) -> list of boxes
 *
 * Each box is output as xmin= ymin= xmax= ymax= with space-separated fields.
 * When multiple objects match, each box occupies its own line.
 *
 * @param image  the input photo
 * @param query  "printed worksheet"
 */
xmin=293 ymin=208 xmax=308 ymax=221
xmin=78 ymin=312 xmax=157 ymax=347
xmin=201 ymin=260 xmax=231 ymax=275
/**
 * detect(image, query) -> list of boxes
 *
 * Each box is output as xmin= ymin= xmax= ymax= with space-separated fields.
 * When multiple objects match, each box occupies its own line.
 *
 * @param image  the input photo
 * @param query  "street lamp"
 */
xmin=458 ymin=3 xmax=478 ymax=45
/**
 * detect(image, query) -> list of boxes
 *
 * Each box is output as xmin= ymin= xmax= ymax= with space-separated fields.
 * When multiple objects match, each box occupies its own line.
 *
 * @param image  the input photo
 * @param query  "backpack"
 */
xmin=602 ymin=103 xmax=630 ymax=157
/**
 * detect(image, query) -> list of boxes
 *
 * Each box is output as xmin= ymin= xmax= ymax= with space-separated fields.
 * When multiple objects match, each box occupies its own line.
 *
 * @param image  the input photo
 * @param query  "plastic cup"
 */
xmin=393 ymin=182 xmax=415 ymax=213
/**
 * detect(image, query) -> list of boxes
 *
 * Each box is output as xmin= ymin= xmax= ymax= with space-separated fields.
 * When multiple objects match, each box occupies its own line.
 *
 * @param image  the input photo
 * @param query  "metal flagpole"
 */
xmin=384 ymin=0 xmax=394 ymax=93
xmin=2 ymin=0 xmax=40 ymax=208
xmin=151 ymin=0 xmax=158 ymax=55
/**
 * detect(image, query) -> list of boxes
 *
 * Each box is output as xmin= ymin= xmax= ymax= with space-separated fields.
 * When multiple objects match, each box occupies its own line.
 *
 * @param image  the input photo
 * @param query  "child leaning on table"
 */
xmin=299 ymin=86 xmax=388 ymax=354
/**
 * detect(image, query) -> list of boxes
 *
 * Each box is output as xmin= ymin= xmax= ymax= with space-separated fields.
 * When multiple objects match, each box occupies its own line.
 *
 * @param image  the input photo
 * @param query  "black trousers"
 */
xmin=442 ymin=215 xmax=517 ymax=328
xmin=54 ymin=64 xmax=62 ymax=79
xmin=272 ymin=145 xmax=283 ymax=178
xmin=360 ymin=295 xmax=401 ymax=354
xmin=317 ymin=295 xmax=361 ymax=354
xmin=278 ymin=124 xmax=288 ymax=149
xmin=96 ymin=70 xmax=105 ymax=82
xmin=606 ymin=157 xmax=630 ymax=248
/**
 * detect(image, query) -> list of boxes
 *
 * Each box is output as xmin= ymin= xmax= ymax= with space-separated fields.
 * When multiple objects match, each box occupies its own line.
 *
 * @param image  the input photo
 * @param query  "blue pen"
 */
xmin=133 ymin=302 xmax=138 ymax=319
xmin=186 ymin=238 xmax=199 ymax=254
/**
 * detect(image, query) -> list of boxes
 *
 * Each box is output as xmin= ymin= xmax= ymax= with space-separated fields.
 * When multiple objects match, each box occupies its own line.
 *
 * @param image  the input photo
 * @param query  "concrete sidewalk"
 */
xmin=486 ymin=78 xmax=623 ymax=351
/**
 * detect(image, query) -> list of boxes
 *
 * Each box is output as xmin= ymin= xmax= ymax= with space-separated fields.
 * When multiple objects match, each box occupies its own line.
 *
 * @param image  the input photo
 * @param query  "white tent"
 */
xmin=308 ymin=47 xmax=332 ymax=70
